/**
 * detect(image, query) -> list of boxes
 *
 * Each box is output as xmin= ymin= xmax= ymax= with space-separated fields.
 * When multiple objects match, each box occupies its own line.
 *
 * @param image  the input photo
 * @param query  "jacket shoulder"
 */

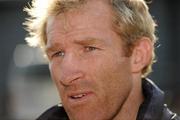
xmin=36 ymin=104 xmax=68 ymax=120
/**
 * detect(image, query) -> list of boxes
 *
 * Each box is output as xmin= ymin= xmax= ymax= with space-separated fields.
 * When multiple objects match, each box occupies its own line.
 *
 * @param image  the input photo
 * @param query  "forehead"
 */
xmin=46 ymin=0 xmax=114 ymax=35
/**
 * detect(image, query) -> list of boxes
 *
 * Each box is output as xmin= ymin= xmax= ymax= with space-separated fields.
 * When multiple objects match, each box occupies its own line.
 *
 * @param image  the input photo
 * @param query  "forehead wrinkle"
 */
xmin=47 ymin=14 xmax=72 ymax=36
xmin=74 ymin=37 xmax=101 ymax=45
xmin=46 ymin=0 xmax=115 ymax=40
xmin=46 ymin=0 xmax=117 ymax=50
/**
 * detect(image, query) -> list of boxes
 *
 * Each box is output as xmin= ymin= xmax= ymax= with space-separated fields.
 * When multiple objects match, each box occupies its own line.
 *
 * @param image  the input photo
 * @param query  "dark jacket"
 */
xmin=37 ymin=78 xmax=180 ymax=120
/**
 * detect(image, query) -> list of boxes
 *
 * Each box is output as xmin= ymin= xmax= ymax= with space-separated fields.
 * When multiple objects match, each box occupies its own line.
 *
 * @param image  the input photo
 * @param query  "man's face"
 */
xmin=46 ymin=0 xmax=134 ymax=120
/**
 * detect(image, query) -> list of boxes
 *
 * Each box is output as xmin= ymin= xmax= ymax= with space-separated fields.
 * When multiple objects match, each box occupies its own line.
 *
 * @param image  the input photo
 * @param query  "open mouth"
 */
xmin=68 ymin=92 xmax=93 ymax=105
xmin=70 ymin=93 xmax=87 ymax=99
xmin=67 ymin=92 xmax=94 ymax=108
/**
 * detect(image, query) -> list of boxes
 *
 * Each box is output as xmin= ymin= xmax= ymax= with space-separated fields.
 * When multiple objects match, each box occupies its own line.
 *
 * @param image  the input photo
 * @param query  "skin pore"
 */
xmin=45 ymin=0 xmax=150 ymax=120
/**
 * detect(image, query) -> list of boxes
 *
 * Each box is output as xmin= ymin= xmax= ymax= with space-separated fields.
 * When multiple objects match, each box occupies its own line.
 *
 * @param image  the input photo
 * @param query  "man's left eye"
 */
xmin=84 ymin=46 xmax=97 ymax=52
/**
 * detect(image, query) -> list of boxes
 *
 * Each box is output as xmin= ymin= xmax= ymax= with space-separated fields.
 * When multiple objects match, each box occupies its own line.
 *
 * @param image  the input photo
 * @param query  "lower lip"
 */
xmin=68 ymin=92 xmax=94 ymax=107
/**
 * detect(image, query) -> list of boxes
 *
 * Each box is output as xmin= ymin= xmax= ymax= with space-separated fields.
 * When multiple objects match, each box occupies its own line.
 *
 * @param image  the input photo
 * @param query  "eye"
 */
xmin=84 ymin=46 xmax=97 ymax=52
xmin=52 ymin=51 xmax=65 ymax=58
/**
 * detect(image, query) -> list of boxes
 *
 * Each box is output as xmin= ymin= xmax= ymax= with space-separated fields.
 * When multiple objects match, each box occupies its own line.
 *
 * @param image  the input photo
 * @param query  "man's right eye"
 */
xmin=52 ymin=51 xmax=65 ymax=58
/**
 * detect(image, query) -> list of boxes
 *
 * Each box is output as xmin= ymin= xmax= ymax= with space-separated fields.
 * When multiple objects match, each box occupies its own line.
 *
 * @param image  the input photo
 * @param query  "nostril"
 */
xmin=60 ymin=72 xmax=84 ymax=86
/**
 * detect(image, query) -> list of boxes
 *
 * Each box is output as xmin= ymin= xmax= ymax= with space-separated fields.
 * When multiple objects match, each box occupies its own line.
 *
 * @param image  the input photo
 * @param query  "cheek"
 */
xmin=49 ymin=60 xmax=62 ymax=78
xmin=90 ymin=55 xmax=132 ymax=93
xmin=88 ymin=56 xmax=133 ymax=116
xmin=49 ymin=61 xmax=62 ymax=88
xmin=49 ymin=62 xmax=66 ymax=100
xmin=89 ymin=53 xmax=131 ymax=80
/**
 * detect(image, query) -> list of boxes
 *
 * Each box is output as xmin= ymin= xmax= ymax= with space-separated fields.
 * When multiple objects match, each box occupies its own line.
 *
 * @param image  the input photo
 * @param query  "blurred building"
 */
xmin=0 ymin=0 xmax=179 ymax=120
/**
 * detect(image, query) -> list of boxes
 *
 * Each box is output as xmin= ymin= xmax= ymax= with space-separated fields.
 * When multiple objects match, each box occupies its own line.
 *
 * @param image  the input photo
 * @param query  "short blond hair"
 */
xmin=24 ymin=0 xmax=157 ymax=77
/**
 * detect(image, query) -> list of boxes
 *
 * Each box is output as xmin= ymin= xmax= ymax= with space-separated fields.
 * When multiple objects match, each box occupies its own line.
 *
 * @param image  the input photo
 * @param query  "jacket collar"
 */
xmin=137 ymin=78 xmax=165 ymax=120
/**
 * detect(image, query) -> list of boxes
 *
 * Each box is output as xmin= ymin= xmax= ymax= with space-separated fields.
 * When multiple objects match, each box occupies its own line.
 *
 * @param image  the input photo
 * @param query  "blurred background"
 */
xmin=0 ymin=0 xmax=179 ymax=119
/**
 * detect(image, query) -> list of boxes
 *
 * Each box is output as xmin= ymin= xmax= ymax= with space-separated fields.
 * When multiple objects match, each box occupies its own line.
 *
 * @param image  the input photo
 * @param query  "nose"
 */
xmin=59 ymin=53 xmax=84 ymax=86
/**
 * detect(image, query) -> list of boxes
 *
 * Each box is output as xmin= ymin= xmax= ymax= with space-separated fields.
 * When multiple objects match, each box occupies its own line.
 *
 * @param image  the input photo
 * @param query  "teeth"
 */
xmin=72 ymin=94 xmax=86 ymax=99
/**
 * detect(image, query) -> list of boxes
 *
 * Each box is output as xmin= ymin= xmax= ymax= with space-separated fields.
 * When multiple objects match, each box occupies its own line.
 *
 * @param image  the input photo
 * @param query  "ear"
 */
xmin=130 ymin=37 xmax=153 ymax=74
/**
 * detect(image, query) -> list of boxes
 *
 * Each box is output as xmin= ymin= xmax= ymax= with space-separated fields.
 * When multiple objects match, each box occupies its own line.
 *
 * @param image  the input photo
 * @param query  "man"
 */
xmin=24 ymin=0 xmax=180 ymax=120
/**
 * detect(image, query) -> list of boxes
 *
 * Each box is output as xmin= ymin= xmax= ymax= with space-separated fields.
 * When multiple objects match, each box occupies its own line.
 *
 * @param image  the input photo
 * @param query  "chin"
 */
xmin=66 ymin=107 xmax=110 ymax=120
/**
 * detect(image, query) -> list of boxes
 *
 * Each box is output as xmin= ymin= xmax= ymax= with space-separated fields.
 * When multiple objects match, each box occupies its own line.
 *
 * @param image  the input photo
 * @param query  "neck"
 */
xmin=113 ymin=77 xmax=144 ymax=120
